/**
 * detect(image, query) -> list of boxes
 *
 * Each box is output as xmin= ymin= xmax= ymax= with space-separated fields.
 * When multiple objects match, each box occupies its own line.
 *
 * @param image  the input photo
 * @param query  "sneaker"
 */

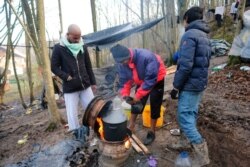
xmin=143 ymin=131 xmax=155 ymax=145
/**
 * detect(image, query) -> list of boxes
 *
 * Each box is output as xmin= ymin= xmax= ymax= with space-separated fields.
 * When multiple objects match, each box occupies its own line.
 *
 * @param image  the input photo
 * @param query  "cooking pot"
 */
xmin=103 ymin=120 xmax=127 ymax=141
xmin=102 ymin=97 xmax=128 ymax=141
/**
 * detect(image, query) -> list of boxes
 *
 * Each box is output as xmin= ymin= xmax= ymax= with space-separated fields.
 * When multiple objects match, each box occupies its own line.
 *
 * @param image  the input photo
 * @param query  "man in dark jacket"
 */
xmin=168 ymin=7 xmax=211 ymax=166
xmin=110 ymin=44 xmax=166 ymax=145
xmin=51 ymin=24 xmax=96 ymax=140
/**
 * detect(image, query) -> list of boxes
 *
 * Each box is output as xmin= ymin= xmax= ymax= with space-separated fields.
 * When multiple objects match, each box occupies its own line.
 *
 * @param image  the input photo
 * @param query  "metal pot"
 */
xmin=103 ymin=120 xmax=128 ymax=142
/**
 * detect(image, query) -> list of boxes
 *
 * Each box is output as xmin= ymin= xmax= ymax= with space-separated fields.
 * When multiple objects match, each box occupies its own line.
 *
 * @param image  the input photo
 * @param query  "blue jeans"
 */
xmin=177 ymin=91 xmax=203 ymax=144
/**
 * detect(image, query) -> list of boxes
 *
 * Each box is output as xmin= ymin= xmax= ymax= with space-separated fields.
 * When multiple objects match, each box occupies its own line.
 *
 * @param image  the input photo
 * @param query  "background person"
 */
xmin=51 ymin=24 xmax=96 ymax=140
xmin=215 ymin=5 xmax=225 ymax=27
xmin=230 ymin=0 xmax=240 ymax=22
xmin=110 ymin=44 xmax=166 ymax=145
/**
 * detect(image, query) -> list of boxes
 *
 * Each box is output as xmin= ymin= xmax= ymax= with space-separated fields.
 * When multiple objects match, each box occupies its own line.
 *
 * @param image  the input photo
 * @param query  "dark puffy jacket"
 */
xmin=51 ymin=43 xmax=96 ymax=93
xmin=173 ymin=20 xmax=211 ymax=91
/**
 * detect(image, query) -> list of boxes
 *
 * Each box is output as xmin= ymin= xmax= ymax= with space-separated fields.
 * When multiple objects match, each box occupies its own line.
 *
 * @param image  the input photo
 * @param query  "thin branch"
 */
xmin=13 ymin=30 xmax=23 ymax=44
xmin=121 ymin=0 xmax=141 ymax=19
xmin=6 ymin=0 xmax=42 ymax=66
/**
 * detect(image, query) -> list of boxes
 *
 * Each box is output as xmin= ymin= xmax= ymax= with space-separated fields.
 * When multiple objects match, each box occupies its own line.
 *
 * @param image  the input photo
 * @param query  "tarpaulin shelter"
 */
xmin=83 ymin=17 xmax=165 ymax=48
xmin=82 ymin=17 xmax=165 ymax=98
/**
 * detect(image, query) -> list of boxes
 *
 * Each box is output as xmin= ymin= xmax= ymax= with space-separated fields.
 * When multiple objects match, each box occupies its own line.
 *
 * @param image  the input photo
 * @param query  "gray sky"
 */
xmin=0 ymin=0 xmax=94 ymax=44
xmin=44 ymin=0 xmax=93 ymax=40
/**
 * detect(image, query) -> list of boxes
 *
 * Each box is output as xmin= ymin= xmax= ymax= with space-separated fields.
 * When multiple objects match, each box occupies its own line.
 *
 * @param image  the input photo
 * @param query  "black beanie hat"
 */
xmin=110 ymin=44 xmax=130 ymax=63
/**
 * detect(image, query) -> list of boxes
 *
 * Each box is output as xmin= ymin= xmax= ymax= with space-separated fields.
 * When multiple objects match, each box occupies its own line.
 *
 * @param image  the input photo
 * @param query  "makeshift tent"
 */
xmin=83 ymin=17 xmax=165 ymax=48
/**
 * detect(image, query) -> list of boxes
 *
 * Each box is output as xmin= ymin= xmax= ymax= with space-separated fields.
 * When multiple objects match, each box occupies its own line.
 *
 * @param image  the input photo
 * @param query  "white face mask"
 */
xmin=62 ymin=37 xmax=83 ymax=56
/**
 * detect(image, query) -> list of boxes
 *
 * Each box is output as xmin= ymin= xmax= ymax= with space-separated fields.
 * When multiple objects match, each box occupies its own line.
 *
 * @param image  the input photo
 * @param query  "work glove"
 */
xmin=131 ymin=101 xmax=144 ymax=114
xmin=73 ymin=125 xmax=90 ymax=142
xmin=123 ymin=96 xmax=134 ymax=105
xmin=170 ymin=88 xmax=179 ymax=99
xmin=123 ymin=96 xmax=143 ymax=114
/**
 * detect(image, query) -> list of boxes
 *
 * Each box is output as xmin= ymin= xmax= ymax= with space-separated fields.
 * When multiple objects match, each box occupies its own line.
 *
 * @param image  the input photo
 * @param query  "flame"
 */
xmin=96 ymin=117 xmax=104 ymax=140
xmin=124 ymin=138 xmax=131 ymax=149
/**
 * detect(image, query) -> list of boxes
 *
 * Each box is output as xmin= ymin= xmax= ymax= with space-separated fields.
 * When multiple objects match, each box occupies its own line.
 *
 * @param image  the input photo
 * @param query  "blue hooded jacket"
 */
xmin=173 ymin=20 xmax=211 ymax=91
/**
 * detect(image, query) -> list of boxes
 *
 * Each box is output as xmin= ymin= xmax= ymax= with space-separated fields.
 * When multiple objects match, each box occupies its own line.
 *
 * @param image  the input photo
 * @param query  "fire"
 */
xmin=96 ymin=117 xmax=104 ymax=140
xmin=124 ymin=138 xmax=131 ymax=149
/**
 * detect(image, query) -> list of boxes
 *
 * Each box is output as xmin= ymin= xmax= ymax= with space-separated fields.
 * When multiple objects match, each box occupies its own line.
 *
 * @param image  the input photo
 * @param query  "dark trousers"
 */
xmin=133 ymin=79 xmax=164 ymax=119
xmin=215 ymin=14 xmax=222 ymax=27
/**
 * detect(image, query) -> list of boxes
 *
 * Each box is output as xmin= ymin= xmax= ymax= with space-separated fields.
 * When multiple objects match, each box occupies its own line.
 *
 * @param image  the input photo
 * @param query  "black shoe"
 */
xmin=143 ymin=131 xmax=155 ymax=145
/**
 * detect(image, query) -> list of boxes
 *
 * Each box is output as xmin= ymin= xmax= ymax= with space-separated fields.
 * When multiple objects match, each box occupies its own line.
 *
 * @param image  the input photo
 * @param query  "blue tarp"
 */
xmin=83 ymin=17 xmax=165 ymax=47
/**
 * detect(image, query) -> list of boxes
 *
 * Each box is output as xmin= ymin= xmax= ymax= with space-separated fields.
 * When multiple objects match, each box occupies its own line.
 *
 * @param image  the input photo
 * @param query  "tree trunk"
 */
xmin=25 ymin=31 xmax=34 ymax=105
xmin=21 ymin=0 xmax=42 ymax=65
xmin=178 ymin=0 xmax=189 ymax=18
xmin=0 ymin=1 xmax=11 ymax=104
xmin=90 ymin=0 xmax=100 ymax=68
xmin=37 ymin=0 xmax=62 ymax=126
xmin=58 ymin=0 xmax=63 ymax=38
xmin=11 ymin=42 xmax=28 ymax=109
xmin=140 ymin=0 xmax=146 ymax=48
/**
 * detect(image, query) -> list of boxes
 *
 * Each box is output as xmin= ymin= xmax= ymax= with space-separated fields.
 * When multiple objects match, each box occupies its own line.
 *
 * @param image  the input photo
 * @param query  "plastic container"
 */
xmin=142 ymin=105 xmax=165 ymax=128
xmin=175 ymin=151 xmax=192 ymax=167
xmin=121 ymin=101 xmax=131 ymax=120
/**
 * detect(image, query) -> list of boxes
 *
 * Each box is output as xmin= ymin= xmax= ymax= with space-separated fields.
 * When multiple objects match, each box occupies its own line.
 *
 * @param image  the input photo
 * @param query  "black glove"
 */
xmin=131 ymin=101 xmax=143 ymax=114
xmin=123 ymin=96 xmax=134 ymax=105
xmin=170 ymin=89 xmax=179 ymax=99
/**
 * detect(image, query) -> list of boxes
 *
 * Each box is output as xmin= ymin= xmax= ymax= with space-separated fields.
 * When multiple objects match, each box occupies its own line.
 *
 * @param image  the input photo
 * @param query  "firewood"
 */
xmin=129 ymin=134 xmax=150 ymax=155
xmin=129 ymin=138 xmax=143 ymax=154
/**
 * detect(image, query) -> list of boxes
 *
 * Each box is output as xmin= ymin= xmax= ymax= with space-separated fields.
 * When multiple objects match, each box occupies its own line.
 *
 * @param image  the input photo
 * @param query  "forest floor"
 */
xmin=0 ymin=56 xmax=249 ymax=167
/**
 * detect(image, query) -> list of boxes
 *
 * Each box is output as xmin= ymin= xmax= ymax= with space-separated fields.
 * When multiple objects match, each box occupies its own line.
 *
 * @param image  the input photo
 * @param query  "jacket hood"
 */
xmin=185 ymin=20 xmax=210 ymax=33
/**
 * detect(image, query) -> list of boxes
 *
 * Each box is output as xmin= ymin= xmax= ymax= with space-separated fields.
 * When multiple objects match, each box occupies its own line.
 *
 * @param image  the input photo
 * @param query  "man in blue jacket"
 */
xmin=110 ymin=44 xmax=166 ymax=145
xmin=51 ymin=24 xmax=96 ymax=141
xmin=168 ymin=7 xmax=211 ymax=166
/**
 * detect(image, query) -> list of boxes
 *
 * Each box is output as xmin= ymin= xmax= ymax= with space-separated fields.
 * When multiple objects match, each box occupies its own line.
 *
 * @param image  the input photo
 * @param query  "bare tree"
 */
xmin=90 ymin=0 xmax=100 ymax=68
xmin=37 ymin=0 xmax=62 ymax=126
xmin=25 ymin=30 xmax=34 ymax=104
xmin=0 ymin=1 xmax=12 ymax=105
xmin=140 ymin=0 xmax=146 ymax=48
xmin=0 ymin=0 xmax=24 ymax=106
xmin=7 ymin=0 xmax=63 ymax=127
xmin=58 ymin=0 xmax=63 ymax=38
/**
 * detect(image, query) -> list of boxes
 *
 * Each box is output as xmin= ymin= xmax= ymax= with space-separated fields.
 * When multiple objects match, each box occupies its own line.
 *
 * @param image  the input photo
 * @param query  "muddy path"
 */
xmin=199 ymin=64 xmax=250 ymax=167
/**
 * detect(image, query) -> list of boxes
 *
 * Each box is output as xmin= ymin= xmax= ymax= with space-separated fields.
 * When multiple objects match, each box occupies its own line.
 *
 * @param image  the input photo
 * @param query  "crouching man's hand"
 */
xmin=123 ymin=96 xmax=134 ymax=105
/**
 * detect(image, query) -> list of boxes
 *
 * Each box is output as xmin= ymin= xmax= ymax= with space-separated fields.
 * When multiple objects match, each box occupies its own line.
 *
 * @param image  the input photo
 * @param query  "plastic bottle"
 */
xmin=175 ymin=151 xmax=192 ymax=167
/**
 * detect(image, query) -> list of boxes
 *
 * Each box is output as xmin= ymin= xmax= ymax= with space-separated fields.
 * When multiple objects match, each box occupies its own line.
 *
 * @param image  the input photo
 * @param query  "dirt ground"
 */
xmin=0 ymin=56 xmax=249 ymax=167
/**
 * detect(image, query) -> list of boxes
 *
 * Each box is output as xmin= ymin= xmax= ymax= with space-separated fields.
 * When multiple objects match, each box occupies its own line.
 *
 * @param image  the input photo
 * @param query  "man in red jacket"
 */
xmin=110 ymin=44 xmax=166 ymax=145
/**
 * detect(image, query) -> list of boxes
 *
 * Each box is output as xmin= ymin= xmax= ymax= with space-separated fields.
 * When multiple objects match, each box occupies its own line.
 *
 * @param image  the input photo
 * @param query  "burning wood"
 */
xmin=124 ymin=138 xmax=131 ymax=149
xmin=96 ymin=117 xmax=104 ymax=140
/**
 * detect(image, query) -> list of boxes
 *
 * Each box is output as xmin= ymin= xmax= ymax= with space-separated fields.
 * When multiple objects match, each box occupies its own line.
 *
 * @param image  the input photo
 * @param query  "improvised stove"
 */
xmin=82 ymin=96 xmax=132 ymax=167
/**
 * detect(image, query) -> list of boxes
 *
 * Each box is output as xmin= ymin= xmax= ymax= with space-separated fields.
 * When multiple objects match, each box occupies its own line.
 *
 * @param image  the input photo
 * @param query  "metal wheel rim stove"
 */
xmin=82 ymin=96 xmax=132 ymax=167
